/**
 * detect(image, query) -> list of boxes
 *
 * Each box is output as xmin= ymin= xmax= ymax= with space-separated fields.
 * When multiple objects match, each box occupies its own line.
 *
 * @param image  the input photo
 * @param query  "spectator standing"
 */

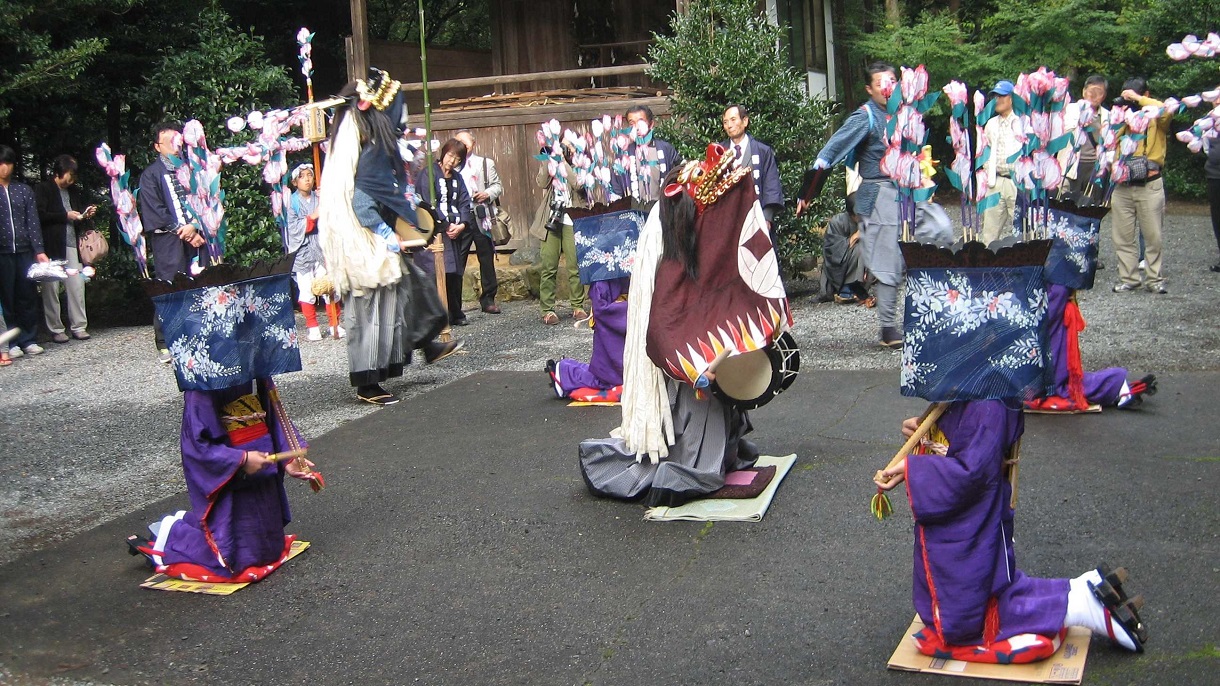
xmin=418 ymin=138 xmax=475 ymax=326
xmin=1110 ymin=77 xmax=1171 ymax=294
xmin=721 ymin=104 xmax=784 ymax=229
xmin=1205 ymin=118 xmax=1220 ymax=273
xmin=529 ymin=144 xmax=588 ymax=325
xmin=981 ymin=80 xmax=1021 ymax=245
xmin=0 ymin=144 xmax=50 ymax=358
xmin=284 ymin=163 xmax=343 ymax=341
xmin=1063 ymin=76 xmax=1110 ymax=203
xmin=35 ymin=154 xmax=95 ymax=343
xmin=138 ymin=122 xmax=208 ymax=362
xmin=453 ymin=130 xmax=502 ymax=314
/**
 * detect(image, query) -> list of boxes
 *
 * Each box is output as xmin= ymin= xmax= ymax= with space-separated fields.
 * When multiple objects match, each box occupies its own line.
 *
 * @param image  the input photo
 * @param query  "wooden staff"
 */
xmin=874 ymin=401 xmax=950 ymax=483
xmin=870 ymin=401 xmax=950 ymax=520
xmin=1006 ymin=437 xmax=1022 ymax=509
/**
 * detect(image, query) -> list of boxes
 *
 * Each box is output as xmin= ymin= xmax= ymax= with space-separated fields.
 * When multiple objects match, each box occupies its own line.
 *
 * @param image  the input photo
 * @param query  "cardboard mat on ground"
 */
xmin=887 ymin=616 xmax=1091 ymax=684
xmin=643 ymin=454 xmax=796 ymax=522
xmin=139 ymin=540 xmax=311 ymax=595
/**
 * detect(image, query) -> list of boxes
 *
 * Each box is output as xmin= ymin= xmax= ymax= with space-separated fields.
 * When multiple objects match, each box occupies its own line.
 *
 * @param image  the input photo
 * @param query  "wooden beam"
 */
xmin=348 ymin=0 xmax=369 ymax=82
xmin=400 ymin=64 xmax=650 ymax=92
xmin=408 ymin=96 xmax=670 ymax=131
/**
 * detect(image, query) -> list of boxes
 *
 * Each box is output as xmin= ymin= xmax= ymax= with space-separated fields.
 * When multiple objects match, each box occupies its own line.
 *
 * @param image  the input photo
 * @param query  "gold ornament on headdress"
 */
xmin=665 ymin=144 xmax=750 ymax=211
xmin=356 ymin=69 xmax=401 ymax=111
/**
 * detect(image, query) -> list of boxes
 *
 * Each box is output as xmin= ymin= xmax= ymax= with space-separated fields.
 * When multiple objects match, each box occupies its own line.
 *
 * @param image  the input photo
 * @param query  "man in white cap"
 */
xmin=982 ymin=80 xmax=1021 ymax=245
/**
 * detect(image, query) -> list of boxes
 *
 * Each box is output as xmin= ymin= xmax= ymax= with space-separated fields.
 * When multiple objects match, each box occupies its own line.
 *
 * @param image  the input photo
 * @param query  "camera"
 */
xmin=474 ymin=204 xmax=489 ymax=221
xmin=1113 ymin=96 xmax=1140 ymax=108
xmin=544 ymin=202 xmax=565 ymax=234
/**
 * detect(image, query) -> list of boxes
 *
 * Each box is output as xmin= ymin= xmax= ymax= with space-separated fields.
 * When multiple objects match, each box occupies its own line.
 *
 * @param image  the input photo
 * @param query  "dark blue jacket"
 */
xmin=138 ymin=158 xmax=190 ymax=234
xmin=723 ymin=135 xmax=784 ymax=216
xmin=0 ymin=181 xmax=44 ymax=255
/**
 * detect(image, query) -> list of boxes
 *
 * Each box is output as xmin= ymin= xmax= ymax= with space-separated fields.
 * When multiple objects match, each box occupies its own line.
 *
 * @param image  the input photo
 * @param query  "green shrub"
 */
xmin=648 ymin=0 xmax=842 ymax=270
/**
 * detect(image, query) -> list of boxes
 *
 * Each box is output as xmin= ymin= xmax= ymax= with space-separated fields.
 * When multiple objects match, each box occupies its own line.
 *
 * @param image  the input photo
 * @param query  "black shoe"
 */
xmin=545 ymin=359 xmax=563 ymax=398
xmin=1096 ymin=259 xmax=1106 ymax=270
xmin=481 ymin=303 xmax=502 ymax=314
xmin=451 ymin=316 xmax=470 ymax=326
xmin=127 ymin=534 xmax=155 ymax=568
xmin=879 ymin=326 xmax=903 ymax=349
xmin=1210 ymin=264 xmax=1220 ymax=273
xmin=356 ymin=384 xmax=400 ymax=405
xmin=424 ymin=339 xmax=464 ymax=364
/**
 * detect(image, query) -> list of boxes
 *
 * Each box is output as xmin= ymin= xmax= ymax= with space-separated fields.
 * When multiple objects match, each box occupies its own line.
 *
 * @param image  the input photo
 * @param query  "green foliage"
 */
xmin=0 ymin=0 xmax=126 ymax=124
xmin=367 ymin=0 xmax=492 ymax=49
xmin=129 ymin=6 xmax=296 ymax=266
xmin=648 ymin=0 xmax=841 ymax=267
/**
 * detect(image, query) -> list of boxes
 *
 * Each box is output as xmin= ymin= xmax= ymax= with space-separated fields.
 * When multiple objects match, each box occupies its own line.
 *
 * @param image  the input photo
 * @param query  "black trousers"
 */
xmin=445 ymin=229 xmax=475 ymax=322
xmin=1209 ymin=177 xmax=1220 ymax=260
xmin=470 ymin=227 xmax=499 ymax=306
xmin=0 ymin=251 xmax=39 ymax=348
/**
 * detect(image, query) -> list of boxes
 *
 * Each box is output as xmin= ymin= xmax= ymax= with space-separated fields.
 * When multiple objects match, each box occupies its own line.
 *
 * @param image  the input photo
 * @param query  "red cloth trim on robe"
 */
xmin=227 ymin=422 xmax=270 ymax=446
xmin=157 ymin=534 xmax=296 ymax=583
xmin=913 ymin=625 xmax=1066 ymax=664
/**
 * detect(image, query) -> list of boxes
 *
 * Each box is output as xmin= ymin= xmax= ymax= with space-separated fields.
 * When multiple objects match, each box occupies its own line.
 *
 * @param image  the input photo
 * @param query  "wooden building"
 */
xmin=344 ymin=0 xmax=836 ymax=252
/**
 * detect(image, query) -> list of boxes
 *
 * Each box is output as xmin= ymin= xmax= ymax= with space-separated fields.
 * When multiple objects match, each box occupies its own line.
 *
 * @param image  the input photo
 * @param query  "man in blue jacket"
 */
xmin=138 ymin=122 xmax=208 ymax=362
xmin=0 ymin=144 xmax=50 ymax=358
xmin=721 ymin=104 xmax=784 ymax=229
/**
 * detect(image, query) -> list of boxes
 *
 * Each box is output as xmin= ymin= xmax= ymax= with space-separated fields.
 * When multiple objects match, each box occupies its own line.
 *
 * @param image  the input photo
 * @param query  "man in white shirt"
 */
xmin=981 ymin=80 xmax=1022 ymax=245
xmin=454 ymin=129 xmax=502 ymax=314
xmin=1061 ymin=75 xmax=1110 ymax=204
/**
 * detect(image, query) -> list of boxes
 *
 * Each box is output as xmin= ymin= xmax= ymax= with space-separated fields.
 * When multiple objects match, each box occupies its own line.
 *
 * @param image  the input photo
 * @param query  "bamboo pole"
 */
xmin=418 ymin=0 xmax=451 ymax=344
xmin=874 ymin=401 xmax=950 ymax=482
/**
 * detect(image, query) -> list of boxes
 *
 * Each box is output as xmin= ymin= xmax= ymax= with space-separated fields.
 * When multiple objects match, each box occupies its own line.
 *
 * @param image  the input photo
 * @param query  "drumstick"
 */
xmin=705 ymin=346 xmax=733 ymax=374
xmin=874 ymin=401 xmax=949 ymax=482
xmin=265 ymin=448 xmax=308 ymax=463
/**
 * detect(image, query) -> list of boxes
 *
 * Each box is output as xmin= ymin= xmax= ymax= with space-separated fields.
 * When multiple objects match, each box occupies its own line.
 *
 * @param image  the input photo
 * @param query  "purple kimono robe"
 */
xmin=558 ymin=278 xmax=629 ymax=394
xmin=906 ymin=400 xmax=1068 ymax=645
xmin=1044 ymin=284 xmax=1126 ymax=406
xmin=156 ymin=379 xmax=305 ymax=577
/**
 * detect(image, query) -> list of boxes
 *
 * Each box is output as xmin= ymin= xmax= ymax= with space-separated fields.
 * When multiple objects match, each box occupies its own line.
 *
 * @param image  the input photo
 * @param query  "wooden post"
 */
xmin=348 ymin=0 xmax=369 ymax=82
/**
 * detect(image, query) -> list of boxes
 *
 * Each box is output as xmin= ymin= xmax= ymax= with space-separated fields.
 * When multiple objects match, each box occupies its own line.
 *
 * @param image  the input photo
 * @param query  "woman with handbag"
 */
xmin=35 ymin=154 xmax=95 ymax=342
xmin=418 ymin=138 xmax=476 ymax=326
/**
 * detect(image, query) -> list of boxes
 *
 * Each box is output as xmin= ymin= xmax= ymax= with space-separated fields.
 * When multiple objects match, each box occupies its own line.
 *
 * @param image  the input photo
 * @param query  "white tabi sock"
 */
xmin=1116 ymin=381 xmax=1134 ymax=407
xmin=1064 ymin=569 xmax=1138 ymax=651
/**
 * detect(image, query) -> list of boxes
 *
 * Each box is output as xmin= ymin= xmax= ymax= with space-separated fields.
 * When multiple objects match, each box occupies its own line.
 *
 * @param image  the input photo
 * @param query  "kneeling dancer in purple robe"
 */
xmin=875 ymin=401 xmax=1147 ymax=659
xmin=129 ymin=258 xmax=320 ymax=583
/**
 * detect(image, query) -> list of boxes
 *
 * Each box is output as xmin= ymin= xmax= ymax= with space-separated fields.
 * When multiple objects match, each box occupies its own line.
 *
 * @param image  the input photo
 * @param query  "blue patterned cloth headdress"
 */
xmin=145 ymin=256 xmax=302 ymax=392
xmin=901 ymin=241 xmax=1052 ymax=402
xmin=1040 ymin=199 xmax=1108 ymax=290
xmin=568 ymin=198 xmax=645 ymax=285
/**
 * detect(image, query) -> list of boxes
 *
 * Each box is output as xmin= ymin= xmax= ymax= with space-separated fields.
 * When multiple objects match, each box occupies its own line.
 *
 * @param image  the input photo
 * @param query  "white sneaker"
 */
xmin=24 ymin=343 xmax=45 ymax=355
xmin=307 ymin=326 xmax=323 ymax=342
xmin=8 ymin=346 xmax=24 ymax=359
xmin=1138 ymin=259 xmax=1147 ymax=270
xmin=331 ymin=326 xmax=346 ymax=340
xmin=158 ymin=348 xmax=173 ymax=364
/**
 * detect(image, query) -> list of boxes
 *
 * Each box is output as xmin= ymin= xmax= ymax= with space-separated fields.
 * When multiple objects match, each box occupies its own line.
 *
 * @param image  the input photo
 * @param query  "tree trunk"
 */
xmin=885 ymin=0 xmax=900 ymax=26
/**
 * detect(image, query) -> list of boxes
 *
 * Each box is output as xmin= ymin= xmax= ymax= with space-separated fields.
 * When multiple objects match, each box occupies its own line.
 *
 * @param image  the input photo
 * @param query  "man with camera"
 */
xmin=529 ymin=143 xmax=588 ymax=325
xmin=454 ymin=129 xmax=502 ymax=314
xmin=981 ymin=80 xmax=1022 ymax=245
xmin=1110 ymin=77 xmax=1171 ymax=295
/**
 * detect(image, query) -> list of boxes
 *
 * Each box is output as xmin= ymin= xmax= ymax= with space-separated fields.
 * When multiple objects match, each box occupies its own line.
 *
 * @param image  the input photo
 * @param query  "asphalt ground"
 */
xmin=1 ymin=368 xmax=1217 ymax=686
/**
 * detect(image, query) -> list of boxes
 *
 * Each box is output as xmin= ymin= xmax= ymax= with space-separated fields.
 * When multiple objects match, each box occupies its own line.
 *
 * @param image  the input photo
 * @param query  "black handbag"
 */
xmin=403 ymin=259 xmax=448 ymax=349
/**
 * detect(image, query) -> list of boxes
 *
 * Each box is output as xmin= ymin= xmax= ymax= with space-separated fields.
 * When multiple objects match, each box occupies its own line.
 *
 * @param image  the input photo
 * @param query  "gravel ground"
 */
xmin=2 ymin=208 xmax=1218 ymax=571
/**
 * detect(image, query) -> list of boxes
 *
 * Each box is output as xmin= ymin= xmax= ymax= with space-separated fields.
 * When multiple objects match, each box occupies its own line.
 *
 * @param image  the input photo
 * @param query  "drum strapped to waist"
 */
xmin=710 ymin=331 xmax=801 ymax=410
xmin=394 ymin=203 xmax=437 ymax=248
